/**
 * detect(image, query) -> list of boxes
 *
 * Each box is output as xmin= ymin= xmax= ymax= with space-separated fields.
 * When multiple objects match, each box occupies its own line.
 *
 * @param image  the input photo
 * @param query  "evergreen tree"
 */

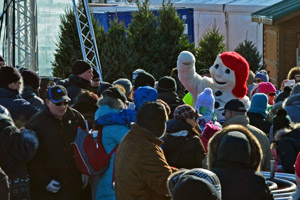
xmin=99 ymin=19 xmax=135 ymax=82
xmin=52 ymin=7 xmax=105 ymax=79
xmin=234 ymin=39 xmax=265 ymax=72
xmin=154 ymin=0 xmax=194 ymax=78
xmin=195 ymin=27 xmax=226 ymax=72
xmin=127 ymin=0 xmax=157 ymax=75
xmin=52 ymin=7 xmax=81 ymax=78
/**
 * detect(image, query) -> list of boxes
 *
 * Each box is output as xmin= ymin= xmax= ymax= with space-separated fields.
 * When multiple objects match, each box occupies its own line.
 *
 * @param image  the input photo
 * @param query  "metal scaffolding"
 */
xmin=1 ymin=0 xmax=38 ymax=71
xmin=72 ymin=0 xmax=103 ymax=81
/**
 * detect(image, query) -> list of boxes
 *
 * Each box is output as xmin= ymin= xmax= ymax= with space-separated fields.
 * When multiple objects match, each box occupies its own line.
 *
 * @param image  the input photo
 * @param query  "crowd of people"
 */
xmin=1 ymin=51 xmax=300 ymax=200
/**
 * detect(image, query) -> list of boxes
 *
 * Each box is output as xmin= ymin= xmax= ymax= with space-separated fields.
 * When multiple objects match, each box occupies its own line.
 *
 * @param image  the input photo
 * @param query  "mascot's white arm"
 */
xmin=177 ymin=51 xmax=214 ymax=104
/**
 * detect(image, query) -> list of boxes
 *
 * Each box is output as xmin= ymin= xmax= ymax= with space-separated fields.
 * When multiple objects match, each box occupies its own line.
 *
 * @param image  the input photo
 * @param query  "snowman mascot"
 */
xmin=177 ymin=51 xmax=250 ymax=121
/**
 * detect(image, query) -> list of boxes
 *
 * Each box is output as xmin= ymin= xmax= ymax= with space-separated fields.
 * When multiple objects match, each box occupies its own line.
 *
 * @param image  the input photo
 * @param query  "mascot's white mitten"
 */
xmin=177 ymin=51 xmax=250 ymax=121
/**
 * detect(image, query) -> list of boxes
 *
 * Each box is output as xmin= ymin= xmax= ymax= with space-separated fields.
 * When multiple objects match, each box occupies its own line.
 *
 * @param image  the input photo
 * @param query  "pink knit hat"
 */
xmin=258 ymin=82 xmax=276 ymax=94
xmin=201 ymin=121 xmax=220 ymax=153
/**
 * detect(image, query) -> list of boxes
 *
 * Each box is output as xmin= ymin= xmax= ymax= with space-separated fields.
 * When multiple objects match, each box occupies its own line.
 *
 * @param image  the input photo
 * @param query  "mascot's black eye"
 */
xmin=215 ymin=64 xmax=219 ymax=69
xmin=225 ymin=69 xmax=230 ymax=74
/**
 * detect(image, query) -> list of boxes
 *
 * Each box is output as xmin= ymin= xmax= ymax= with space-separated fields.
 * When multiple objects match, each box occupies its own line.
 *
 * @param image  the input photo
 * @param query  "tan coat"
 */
xmin=115 ymin=124 xmax=176 ymax=200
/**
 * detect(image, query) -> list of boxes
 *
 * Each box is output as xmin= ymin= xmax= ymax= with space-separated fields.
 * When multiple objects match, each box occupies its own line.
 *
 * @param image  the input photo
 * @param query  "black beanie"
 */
xmin=275 ymin=86 xmax=292 ymax=103
xmin=21 ymin=70 xmax=41 ymax=90
xmin=0 ymin=66 xmax=21 ymax=86
xmin=97 ymin=81 xmax=113 ymax=97
xmin=157 ymin=76 xmax=177 ymax=93
xmin=134 ymin=71 xmax=156 ymax=89
xmin=136 ymin=101 xmax=167 ymax=138
xmin=71 ymin=60 xmax=92 ymax=75
xmin=273 ymin=109 xmax=292 ymax=134
xmin=103 ymin=87 xmax=127 ymax=104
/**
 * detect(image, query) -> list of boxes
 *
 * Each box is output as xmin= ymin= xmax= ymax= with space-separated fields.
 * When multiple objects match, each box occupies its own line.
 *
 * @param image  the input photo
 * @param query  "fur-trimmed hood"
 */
xmin=283 ymin=93 xmax=300 ymax=108
xmin=208 ymin=125 xmax=262 ymax=171
xmin=274 ymin=123 xmax=300 ymax=142
xmin=287 ymin=67 xmax=300 ymax=80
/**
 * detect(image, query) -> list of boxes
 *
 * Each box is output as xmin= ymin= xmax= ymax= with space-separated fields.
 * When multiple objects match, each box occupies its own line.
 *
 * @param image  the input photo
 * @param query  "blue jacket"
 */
xmin=283 ymin=94 xmax=300 ymax=123
xmin=0 ymin=87 xmax=39 ymax=126
xmin=95 ymin=86 xmax=158 ymax=126
xmin=95 ymin=105 xmax=130 ymax=200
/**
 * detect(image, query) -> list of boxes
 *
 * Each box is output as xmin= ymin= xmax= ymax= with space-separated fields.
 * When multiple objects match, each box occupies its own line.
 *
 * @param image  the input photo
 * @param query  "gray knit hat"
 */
xmin=113 ymin=78 xmax=132 ymax=98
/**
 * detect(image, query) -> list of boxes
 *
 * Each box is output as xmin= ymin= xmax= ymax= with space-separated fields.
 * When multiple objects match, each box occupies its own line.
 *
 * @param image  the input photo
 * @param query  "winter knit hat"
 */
xmin=157 ymin=76 xmax=177 ymax=93
xmin=21 ymin=70 xmax=41 ymax=90
xmin=134 ymin=71 xmax=156 ymax=89
xmin=273 ymin=109 xmax=292 ymax=134
xmin=248 ymin=93 xmax=268 ymax=119
xmin=219 ymin=51 xmax=249 ymax=98
xmin=201 ymin=121 xmax=220 ymax=152
xmin=291 ymin=83 xmax=300 ymax=95
xmin=113 ymin=78 xmax=132 ymax=98
xmin=71 ymin=60 xmax=92 ymax=75
xmin=255 ymin=70 xmax=269 ymax=82
xmin=258 ymin=82 xmax=276 ymax=94
xmin=172 ymin=172 xmax=220 ymax=200
xmin=136 ymin=101 xmax=168 ymax=138
xmin=97 ymin=81 xmax=113 ymax=97
xmin=275 ymin=86 xmax=292 ymax=103
xmin=173 ymin=104 xmax=200 ymax=122
xmin=132 ymin=68 xmax=145 ymax=86
xmin=0 ymin=66 xmax=21 ymax=86
xmin=134 ymin=86 xmax=158 ymax=111
xmin=195 ymin=88 xmax=215 ymax=115
xmin=103 ymin=87 xmax=127 ymax=104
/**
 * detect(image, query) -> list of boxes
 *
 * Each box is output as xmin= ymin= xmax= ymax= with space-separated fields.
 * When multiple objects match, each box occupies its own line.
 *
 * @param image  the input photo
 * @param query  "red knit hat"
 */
xmin=219 ymin=52 xmax=249 ymax=98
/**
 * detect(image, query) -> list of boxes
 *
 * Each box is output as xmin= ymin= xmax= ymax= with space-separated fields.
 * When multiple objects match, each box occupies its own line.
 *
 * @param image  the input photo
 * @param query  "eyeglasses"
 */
xmin=267 ymin=93 xmax=276 ymax=97
xmin=53 ymin=101 xmax=68 ymax=106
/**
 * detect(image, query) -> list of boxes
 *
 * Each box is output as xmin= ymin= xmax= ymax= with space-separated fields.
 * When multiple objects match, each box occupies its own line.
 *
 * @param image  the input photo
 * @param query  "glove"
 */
xmin=45 ymin=180 xmax=61 ymax=193
xmin=82 ymin=174 xmax=89 ymax=189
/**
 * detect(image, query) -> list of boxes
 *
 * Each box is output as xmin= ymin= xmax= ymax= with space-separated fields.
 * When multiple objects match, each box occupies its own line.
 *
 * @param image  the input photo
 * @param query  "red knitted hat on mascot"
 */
xmin=219 ymin=51 xmax=249 ymax=98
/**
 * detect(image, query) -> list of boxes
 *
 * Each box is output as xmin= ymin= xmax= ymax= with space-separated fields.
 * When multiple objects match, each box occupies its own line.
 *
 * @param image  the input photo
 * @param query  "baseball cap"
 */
xmin=47 ymin=85 xmax=71 ymax=103
xmin=224 ymin=99 xmax=247 ymax=113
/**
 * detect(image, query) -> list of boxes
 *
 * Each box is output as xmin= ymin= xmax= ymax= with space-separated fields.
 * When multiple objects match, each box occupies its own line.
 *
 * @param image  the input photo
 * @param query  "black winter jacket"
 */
xmin=0 ymin=114 xmax=38 ymax=200
xmin=247 ymin=112 xmax=272 ymax=136
xmin=212 ymin=168 xmax=273 ymax=200
xmin=162 ymin=119 xmax=205 ymax=169
xmin=59 ymin=74 xmax=91 ymax=104
xmin=275 ymin=125 xmax=300 ymax=173
xmin=26 ymin=106 xmax=86 ymax=200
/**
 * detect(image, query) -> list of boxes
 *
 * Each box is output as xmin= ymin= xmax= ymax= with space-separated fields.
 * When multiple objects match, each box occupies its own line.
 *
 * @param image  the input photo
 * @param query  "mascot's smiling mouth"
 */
xmin=214 ymin=78 xmax=227 ymax=85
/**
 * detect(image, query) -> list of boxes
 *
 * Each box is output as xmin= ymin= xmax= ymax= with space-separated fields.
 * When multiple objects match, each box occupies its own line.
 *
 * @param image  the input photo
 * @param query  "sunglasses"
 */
xmin=254 ymin=79 xmax=263 ymax=83
xmin=267 ymin=93 xmax=276 ymax=97
xmin=54 ymin=101 xmax=68 ymax=106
